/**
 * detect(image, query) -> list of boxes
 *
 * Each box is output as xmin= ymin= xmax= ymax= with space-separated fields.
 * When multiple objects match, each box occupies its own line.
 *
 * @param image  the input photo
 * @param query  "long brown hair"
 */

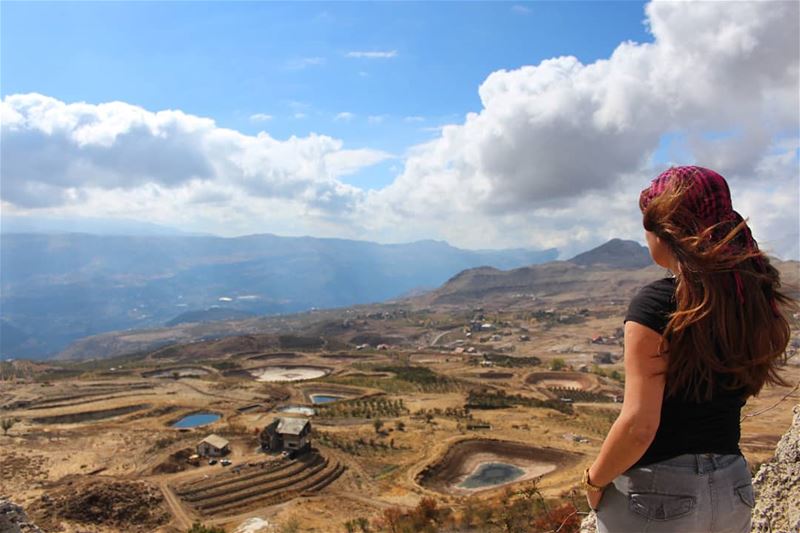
xmin=639 ymin=166 xmax=793 ymax=401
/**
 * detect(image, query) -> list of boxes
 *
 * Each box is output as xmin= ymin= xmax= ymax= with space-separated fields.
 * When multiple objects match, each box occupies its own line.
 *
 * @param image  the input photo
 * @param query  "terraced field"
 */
xmin=175 ymin=450 xmax=345 ymax=516
xmin=26 ymin=383 xmax=155 ymax=410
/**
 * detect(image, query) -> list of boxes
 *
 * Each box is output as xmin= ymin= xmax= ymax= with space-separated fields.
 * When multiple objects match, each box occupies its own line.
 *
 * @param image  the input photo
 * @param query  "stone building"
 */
xmin=260 ymin=417 xmax=311 ymax=453
xmin=197 ymin=434 xmax=230 ymax=457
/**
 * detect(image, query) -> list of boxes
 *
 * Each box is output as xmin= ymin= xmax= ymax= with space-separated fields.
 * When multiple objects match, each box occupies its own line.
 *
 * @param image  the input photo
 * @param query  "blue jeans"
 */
xmin=596 ymin=454 xmax=753 ymax=533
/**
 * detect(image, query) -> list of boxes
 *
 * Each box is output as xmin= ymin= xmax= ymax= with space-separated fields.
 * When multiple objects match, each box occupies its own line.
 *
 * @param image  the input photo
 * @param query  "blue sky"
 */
xmin=1 ymin=1 xmax=797 ymax=258
xmin=2 ymin=1 xmax=651 ymax=189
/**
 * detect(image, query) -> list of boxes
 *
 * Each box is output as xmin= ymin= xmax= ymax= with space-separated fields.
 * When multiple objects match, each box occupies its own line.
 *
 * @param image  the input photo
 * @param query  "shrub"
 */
xmin=187 ymin=523 xmax=225 ymax=533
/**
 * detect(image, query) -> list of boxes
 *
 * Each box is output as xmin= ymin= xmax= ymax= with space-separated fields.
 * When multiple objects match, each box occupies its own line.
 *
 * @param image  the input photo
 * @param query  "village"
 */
xmin=1 ymin=299 xmax=798 ymax=533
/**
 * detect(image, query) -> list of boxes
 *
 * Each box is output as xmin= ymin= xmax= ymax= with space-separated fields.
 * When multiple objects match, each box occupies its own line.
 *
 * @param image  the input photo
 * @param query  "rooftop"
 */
xmin=277 ymin=417 xmax=310 ymax=436
xmin=200 ymin=434 xmax=229 ymax=449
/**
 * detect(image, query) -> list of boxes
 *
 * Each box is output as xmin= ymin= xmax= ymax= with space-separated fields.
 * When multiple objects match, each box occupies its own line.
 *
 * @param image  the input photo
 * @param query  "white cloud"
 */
xmin=367 ymin=115 xmax=387 ymax=124
xmin=334 ymin=112 xmax=355 ymax=122
xmin=2 ymin=1 xmax=797 ymax=259
xmin=346 ymin=50 xmax=397 ymax=59
xmin=249 ymin=113 xmax=273 ymax=122
xmin=293 ymin=112 xmax=307 ymax=119
xmin=403 ymin=116 xmax=425 ymax=123
xmin=0 ymin=93 xmax=390 ymax=220
xmin=511 ymin=5 xmax=531 ymax=15
xmin=362 ymin=0 xmax=799 ymax=258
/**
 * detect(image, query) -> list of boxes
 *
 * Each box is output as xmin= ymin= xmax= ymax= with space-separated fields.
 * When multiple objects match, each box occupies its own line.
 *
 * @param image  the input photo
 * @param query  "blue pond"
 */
xmin=172 ymin=412 xmax=221 ymax=428
xmin=310 ymin=394 xmax=344 ymax=404
xmin=458 ymin=462 xmax=525 ymax=489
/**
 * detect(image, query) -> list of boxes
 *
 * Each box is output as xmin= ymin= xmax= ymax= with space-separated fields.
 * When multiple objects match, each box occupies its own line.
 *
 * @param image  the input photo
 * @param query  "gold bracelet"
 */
xmin=582 ymin=468 xmax=605 ymax=493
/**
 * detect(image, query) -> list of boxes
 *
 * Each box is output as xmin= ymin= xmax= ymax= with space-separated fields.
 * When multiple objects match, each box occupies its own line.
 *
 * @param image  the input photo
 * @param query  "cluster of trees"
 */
xmin=315 ymin=430 xmax=399 ymax=455
xmin=590 ymin=365 xmax=624 ymax=382
xmin=374 ymin=365 xmax=467 ymax=392
xmin=344 ymin=488 xmax=584 ymax=533
xmin=481 ymin=354 xmax=542 ymax=368
xmin=466 ymin=389 xmax=574 ymax=414
xmin=315 ymin=398 xmax=407 ymax=420
xmin=547 ymin=387 xmax=614 ymax=403
xmin=413 ymin=406 xmax=471 ymax=421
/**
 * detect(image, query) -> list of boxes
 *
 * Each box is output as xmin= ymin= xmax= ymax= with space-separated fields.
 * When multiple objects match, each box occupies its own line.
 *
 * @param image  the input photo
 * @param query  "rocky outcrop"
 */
xmin=751 ymin=404 xmax=800 ymax=533
xmin=579 ymin=404 xmax=800 ymax=533
xmin=0 ymin=499 xmax=43 ymax=533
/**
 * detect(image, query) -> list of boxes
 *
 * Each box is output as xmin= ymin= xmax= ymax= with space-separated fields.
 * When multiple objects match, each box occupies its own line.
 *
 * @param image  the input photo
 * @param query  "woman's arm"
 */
xmin=587 ymin=321 xmax=667 ymax=493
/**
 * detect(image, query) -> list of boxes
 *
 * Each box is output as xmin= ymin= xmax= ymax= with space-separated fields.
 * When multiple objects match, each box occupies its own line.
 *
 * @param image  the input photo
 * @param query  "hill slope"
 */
xmin=568 ymin=238 xmax=651 ymax=269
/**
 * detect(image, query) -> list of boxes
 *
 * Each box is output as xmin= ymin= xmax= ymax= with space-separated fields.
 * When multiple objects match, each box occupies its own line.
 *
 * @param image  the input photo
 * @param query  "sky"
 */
xmin=1 ymin=0 xmax=798 ymax=258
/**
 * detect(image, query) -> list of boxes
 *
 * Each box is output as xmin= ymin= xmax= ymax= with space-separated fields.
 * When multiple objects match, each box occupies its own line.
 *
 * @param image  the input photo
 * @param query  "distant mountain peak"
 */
xmin=569 ymin=239 xmax=652 ymax=269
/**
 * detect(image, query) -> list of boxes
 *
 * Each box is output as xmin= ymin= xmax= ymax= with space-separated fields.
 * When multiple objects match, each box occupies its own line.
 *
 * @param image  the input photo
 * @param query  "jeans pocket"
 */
xmin=628 ymin=492 xmax=696 ymax=521
xmin=734 ymin=483 xmax=755 ymax=508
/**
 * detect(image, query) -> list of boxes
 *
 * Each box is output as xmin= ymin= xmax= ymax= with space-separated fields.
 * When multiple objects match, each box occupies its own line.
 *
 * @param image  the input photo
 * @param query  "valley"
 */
xmin=1 ymin=247 xmax=798 ymax=532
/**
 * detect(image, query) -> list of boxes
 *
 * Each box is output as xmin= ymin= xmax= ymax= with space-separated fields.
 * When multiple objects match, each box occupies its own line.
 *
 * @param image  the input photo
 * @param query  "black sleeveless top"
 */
xmin=624 ymin=277 xmax=745 ymax=466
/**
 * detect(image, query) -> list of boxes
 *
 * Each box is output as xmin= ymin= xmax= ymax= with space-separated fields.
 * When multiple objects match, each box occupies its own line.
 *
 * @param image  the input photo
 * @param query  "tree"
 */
xmin=379 ymin=507 xmax=403 ymax=533
xmin=395 ymin=420 xmax=405 ymax=432
xmin=1 ymin=418 xmax=15 ymax=436
xmin=550 ymin=358 xmax=566 ymax=371
xmin=373 ymin=419 xmax=384 ymax=435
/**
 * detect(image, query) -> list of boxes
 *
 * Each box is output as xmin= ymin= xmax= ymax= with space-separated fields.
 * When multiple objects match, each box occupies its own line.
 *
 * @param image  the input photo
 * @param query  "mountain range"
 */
xmin=0 ymin=232 xmax=558 ymax=359
xmin=52 ymin=239 xmax=799 ymax=362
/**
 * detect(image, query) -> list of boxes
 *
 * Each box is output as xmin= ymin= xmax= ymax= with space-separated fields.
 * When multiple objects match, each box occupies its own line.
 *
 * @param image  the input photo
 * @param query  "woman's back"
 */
xmin=626 ymin=277 xmax=745 ymax=467
xmin=586 ymin=166 xmax=794 ymax=533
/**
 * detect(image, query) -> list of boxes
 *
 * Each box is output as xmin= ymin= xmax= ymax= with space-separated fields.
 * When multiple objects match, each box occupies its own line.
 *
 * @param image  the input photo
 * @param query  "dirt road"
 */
xmin=160 ymin=481 xmax=192 ymax=530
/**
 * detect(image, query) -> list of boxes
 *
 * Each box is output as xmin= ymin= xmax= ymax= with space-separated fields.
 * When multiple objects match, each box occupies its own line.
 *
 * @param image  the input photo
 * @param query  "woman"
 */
xmin=583 ymin=166 xmax=793 ymax=532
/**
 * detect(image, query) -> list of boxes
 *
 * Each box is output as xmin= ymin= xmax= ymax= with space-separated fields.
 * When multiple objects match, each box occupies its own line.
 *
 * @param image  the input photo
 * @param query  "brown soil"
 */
xmin=478 ymin=372 xmax=514 ymax=379
xmin=30 ymin=404 xmax=151 ymax=424
xmin=29 ymin=479 xmax=169 ymax=532
xmin=151 ymin=448 xmax=195 ymax=475
xmin=416 ymin=439 xmax=581 ymax=495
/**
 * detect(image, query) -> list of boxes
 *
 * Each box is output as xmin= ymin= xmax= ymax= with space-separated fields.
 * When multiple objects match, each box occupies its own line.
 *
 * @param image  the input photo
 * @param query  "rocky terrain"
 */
xmin=0 ymin=500 xmax=43 ymax=533
xmin=752 ymin=404 xmax=800 ymax=533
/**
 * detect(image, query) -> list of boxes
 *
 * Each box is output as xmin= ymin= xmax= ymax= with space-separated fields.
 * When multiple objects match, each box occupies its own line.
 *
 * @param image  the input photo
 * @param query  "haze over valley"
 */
xmin=0 ymin=232 xmax=556 ymax=359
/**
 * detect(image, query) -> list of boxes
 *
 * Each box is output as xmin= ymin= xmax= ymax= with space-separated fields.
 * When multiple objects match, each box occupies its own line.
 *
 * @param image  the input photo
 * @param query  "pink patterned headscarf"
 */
xmin=638 ymin=166 xmax=767 ymax=306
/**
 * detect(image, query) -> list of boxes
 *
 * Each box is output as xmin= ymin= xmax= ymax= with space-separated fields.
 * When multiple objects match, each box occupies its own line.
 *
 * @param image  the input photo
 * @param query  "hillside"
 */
xmin=41 ymin=241 xmax=800 ymax=361
xmin=164 ymin=308 xmax=257 ymax=327
xmin=568 ymin=238 xmax=652 ymax=269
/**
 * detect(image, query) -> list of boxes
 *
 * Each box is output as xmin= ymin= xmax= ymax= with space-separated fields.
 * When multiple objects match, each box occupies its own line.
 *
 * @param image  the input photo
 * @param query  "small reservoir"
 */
xmin=278 ymin=406 xmax=316 ymax=416
xmin=310 ymin=394 xmax=344 ymax=405
xmin=458 ymin=462 xmax=525 ymax=489
xmin=172 ymin=412 xmax=221 ymax=428
xmin=250 ymin=366 xmax=330 ymax=382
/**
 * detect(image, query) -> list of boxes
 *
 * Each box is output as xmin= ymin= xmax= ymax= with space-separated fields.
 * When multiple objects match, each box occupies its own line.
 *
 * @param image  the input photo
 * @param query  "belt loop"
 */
xmin=694 ymin=454 xmax=702 ymax=474
xmin=710 ymin=454 xmax=719 ymax=470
